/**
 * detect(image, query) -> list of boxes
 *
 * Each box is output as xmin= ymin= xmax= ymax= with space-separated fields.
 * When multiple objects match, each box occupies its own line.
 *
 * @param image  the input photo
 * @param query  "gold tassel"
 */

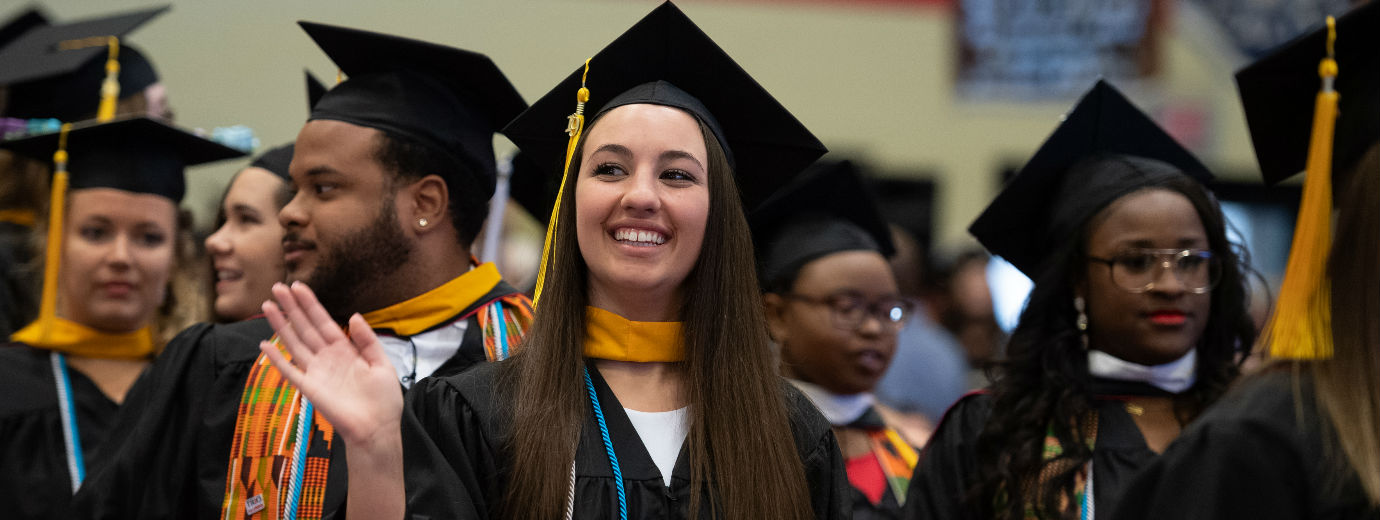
xmin=96 ymin=37 xmax=121 ymax=122
xmin=23 ymin=123 xmax=73 ymax=344
xmin=532 ymin=59 xmax=592 ymax=308
xmin=1264 ymin=16 xmax=1338 ymax=360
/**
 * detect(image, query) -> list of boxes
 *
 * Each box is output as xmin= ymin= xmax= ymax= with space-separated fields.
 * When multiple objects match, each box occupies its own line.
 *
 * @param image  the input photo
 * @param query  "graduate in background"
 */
xmin=259 ymin=3 xmax=849 ymax=518
xmin=753 ymin=160 xmax=919 ymax=519
xmin=906 ymin=80 xmax=1256 ymax=520
xmin=70 ymin=22 xmax=534 ymax=520
xmin=0 ymin=117 xmax=244 ymax=519
xmin=0 ymin=6 xmax=171 ymax=338
xmin=204 ymin=143 xmax=292 ymax=322
xmin=1113 ymin=4 xmax=1380 ymax=518
xmin=205 ymin=73 xmax=326 ymax=323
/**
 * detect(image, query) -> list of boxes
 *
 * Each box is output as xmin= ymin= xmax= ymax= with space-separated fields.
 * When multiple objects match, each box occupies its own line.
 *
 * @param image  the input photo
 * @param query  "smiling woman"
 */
xmin=205 ymin=144 xmax=293 ymax=322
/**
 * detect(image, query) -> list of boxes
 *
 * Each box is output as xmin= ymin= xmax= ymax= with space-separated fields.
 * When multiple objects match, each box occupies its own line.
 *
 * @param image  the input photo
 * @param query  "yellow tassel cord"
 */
xmin=35 ymin=124 xmax=73 ymax=344
xmin=336 ymin=68 xmax=344 ymax=84
xmin=96 ymin=37 xmax=121 ymax=122
xmin=1264 ymin=16 xmax=1339 ymax=360
xmin=532 ymin=58 xmax=592 ymax=307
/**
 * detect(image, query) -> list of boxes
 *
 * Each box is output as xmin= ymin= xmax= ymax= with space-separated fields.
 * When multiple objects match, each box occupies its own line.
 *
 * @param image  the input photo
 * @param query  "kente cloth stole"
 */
xmin=993 ymin=410 xmax=1100 ymax=519
xmin=220 ymin=336 xmax=335 ymax=520
xmin=220 ymin=265 xmax=534 ymax=519
xmin=866 ymin=426 xmax=919 ymax=506
xmin=850 ymin=407 xmax=919 ymax=506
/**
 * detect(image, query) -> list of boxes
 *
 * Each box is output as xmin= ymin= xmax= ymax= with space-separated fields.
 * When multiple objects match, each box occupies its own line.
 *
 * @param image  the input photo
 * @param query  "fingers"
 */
xmin=272 ymin=283 xmax=333 ymax=354
xmin=347 ymin=313 xmax=389 ymax=366
xmin=289 ymin=282 xmax=348 ymax=345
xmin=262 ymin=299 xmax=314 ymax=370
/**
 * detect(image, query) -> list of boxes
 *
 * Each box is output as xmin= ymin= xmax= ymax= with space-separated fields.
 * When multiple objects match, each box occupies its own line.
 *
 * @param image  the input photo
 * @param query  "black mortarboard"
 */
xmin=305 ymin=69 xmax=326 ymax=111
xmin=969 ymin=80 xmax=1214 ymax=277
xmin=1236 ymin=1 xmax=1380 ymax=186
xmin=0 ymin=6 xmax=166 ymax=120
xmin=0 ymin=116 xmax=245 ymax=203
xmin=249 ymin=143 xmax=293 ymax=182
xmin=506 ymin=150 xmax=556 ymax=223
xmin=503 ymin=1 xmax=827 ymax=210
xmin=0 ymin=7 xmax=49 ymax=51
xmin=299 ymin=21 xmax=526 ymax=197
xmin=750 ymin=160 xmax=896 ymax=289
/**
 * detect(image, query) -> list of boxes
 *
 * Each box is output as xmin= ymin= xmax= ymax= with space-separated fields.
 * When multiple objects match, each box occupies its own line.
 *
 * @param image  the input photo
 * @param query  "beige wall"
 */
xmin=21 ymin=0 xmax=1262 ymax=252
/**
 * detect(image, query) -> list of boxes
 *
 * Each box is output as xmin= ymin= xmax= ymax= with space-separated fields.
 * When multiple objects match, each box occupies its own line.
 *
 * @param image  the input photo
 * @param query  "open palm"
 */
xmin=260 ymin=282 xmax=403 ymax=446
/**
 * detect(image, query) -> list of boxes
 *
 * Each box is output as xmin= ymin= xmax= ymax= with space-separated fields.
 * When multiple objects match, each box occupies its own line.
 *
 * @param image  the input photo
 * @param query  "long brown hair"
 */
xmin=1313 ymin=142 xmax=1380 ymax=506
xmin=500 ymin=113 xmax=813 ymax=519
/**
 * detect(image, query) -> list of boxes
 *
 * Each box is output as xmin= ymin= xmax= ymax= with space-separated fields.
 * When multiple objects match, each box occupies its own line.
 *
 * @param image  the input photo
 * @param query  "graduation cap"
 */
xmin=299 ymin=21 xmax=527 ymax=196
xmin=305 ymin=69 xmax=326 ymax=111
xmin=504 ymin=1 xmax=827 ymax=303
xmin=969 ymin=80 xmax=1213 ymax=278
xmin=0 ymin=7 xmax=49 ymax=51
xmin=0 ymin=6 xmax=166 ymax=120
xmin=1235 ymin=7 xmax=1378 ymax=360
xmin=3 ymin=116 xmax=244 ymax=354
xmin=0 ymin=116 xmax=243 ymax=202
xmin=749 ymin=160 xmax=895 ymax=289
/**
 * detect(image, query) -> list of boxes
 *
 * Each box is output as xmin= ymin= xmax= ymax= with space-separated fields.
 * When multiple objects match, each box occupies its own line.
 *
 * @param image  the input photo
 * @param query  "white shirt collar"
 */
xmin=789 ymin=379 xmax=875 ymax=426
xmin=1087 ymin=348 xmax=1197 ymax=394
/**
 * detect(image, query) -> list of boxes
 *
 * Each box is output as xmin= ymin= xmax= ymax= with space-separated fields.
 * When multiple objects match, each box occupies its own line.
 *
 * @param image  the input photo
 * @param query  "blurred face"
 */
xmin=205 ymin=168 xmax=287 ymax=321
xmin=575 ymin=104 xmax=710 ymax=309
xmin=280 ymin=120 xmax=412 ymax=317
xmin=1081 ymin=189 xmax=1212 ymax=366
xmin=59 ymin=188 xmax=177 ymax=332
xmin=768 ymin=250 xmax=900 ymax=395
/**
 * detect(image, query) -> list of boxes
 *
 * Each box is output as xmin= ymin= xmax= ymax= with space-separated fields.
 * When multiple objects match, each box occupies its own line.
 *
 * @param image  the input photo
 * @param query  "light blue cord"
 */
xmin=283 ymin=399 xmax=314 ymax=520
xmin=584 ymin=367 xmax=627 ymax=520
xmin=51 ymin=352 xmax=86 ymax=492
xmin=492 ymin=302 xmax=510 ymax=359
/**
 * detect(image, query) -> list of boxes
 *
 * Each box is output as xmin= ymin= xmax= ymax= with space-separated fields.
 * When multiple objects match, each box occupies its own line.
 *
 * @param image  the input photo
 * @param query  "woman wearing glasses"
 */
xmin=905 ymin=81 xmax=1256 ymax=520
xmin=754 ymin=160 xmax=918 ymax=519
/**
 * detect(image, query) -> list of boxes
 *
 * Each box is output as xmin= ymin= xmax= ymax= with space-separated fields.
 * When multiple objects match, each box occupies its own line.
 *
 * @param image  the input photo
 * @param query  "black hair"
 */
xmin=968 ymin=154 xmax=1256 ymax=519
xmin=373 ymin=132 xmax=490 ymax=248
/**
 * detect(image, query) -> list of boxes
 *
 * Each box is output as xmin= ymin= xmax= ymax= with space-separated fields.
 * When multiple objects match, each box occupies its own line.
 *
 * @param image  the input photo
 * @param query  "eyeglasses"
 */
xmin=1087 ymin=248 xmax=1221 ymax=294
xmin=782 ymin=293 xmax=914 ymax=332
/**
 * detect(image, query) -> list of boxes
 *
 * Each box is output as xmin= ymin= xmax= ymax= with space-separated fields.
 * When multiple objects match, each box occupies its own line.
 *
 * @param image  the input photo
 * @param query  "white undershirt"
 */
xmin=378 ymin=317 xmax=469 ymax=389
xmin=623 ymin=407 xmax=689 ymax=486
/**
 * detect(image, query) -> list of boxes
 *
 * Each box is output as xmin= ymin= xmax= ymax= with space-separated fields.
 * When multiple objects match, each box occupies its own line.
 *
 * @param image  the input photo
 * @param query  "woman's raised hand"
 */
xmin=259 ymin=282 xmax=403 ymax=446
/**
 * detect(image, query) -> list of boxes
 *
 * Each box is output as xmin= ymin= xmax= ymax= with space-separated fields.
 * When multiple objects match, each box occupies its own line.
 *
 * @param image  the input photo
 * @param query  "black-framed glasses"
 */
xmin=1087 ymin=248 xmax=1221 ymax=294
xmin=782 ymin=293 xmax=914 ymax=332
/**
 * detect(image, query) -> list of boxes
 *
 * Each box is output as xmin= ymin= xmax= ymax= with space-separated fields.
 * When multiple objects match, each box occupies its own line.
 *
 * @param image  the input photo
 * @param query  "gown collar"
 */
xmin=582 ymin=306 xmax=685 ymax=362
xmin=361 ymin=262 xmax=501 ymax=337
xmin=788 ymin=378 xmax=875 ymax=427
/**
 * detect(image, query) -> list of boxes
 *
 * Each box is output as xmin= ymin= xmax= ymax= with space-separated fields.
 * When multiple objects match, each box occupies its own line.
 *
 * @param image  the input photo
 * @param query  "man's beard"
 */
xmin=305 ymin=199 xmax=413 ymax=320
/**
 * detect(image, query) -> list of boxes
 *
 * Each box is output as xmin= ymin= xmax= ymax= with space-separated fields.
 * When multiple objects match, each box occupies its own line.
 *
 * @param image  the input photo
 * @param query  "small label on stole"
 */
xmin=246 ymin=493 xmax=265 ymax=515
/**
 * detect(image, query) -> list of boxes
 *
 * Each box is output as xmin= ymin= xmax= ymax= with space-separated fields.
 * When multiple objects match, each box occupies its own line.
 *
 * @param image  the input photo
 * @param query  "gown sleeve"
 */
xmin=402 ymin=364 xmax=505 ymax=520
xmin=904 ymin=393 xmax=992 ymax=520
xmin=780 ymin=380 xmax=852 ymax=520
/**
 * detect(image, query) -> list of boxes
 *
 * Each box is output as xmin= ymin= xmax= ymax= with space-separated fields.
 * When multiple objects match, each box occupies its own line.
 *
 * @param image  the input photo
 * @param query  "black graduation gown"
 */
xmin=70 ymin=281 xmax=526 ymax=520
xmin=402 ymin=362 xmax=852 ymax=519
xmin=905 ymin=387 xmax=1159 ymax=520
xmin=0 ymin=343 xmax=120 ymax=519
xmin=1111 ymin=370 xmax=1380 ymax=519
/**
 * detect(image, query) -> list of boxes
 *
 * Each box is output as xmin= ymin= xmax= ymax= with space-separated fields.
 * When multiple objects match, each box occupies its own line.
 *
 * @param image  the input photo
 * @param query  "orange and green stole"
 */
xmin=993 ymin=410 xmax=1100 ymax=520
xmin=849 ymin=408 xmax=920 ymax=507
xmin=219 ymin=263 xmax=533 ymax=520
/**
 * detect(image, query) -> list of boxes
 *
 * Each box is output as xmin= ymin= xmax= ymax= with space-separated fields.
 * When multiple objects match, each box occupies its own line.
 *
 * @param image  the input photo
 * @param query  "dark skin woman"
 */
xmin=906 ymin=81 xmax=1256 ymax=520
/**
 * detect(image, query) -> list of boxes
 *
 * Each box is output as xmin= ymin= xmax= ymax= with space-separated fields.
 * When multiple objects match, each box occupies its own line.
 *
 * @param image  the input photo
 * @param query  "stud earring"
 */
xmin=418 ymin=218 xmax=429 ymax=227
